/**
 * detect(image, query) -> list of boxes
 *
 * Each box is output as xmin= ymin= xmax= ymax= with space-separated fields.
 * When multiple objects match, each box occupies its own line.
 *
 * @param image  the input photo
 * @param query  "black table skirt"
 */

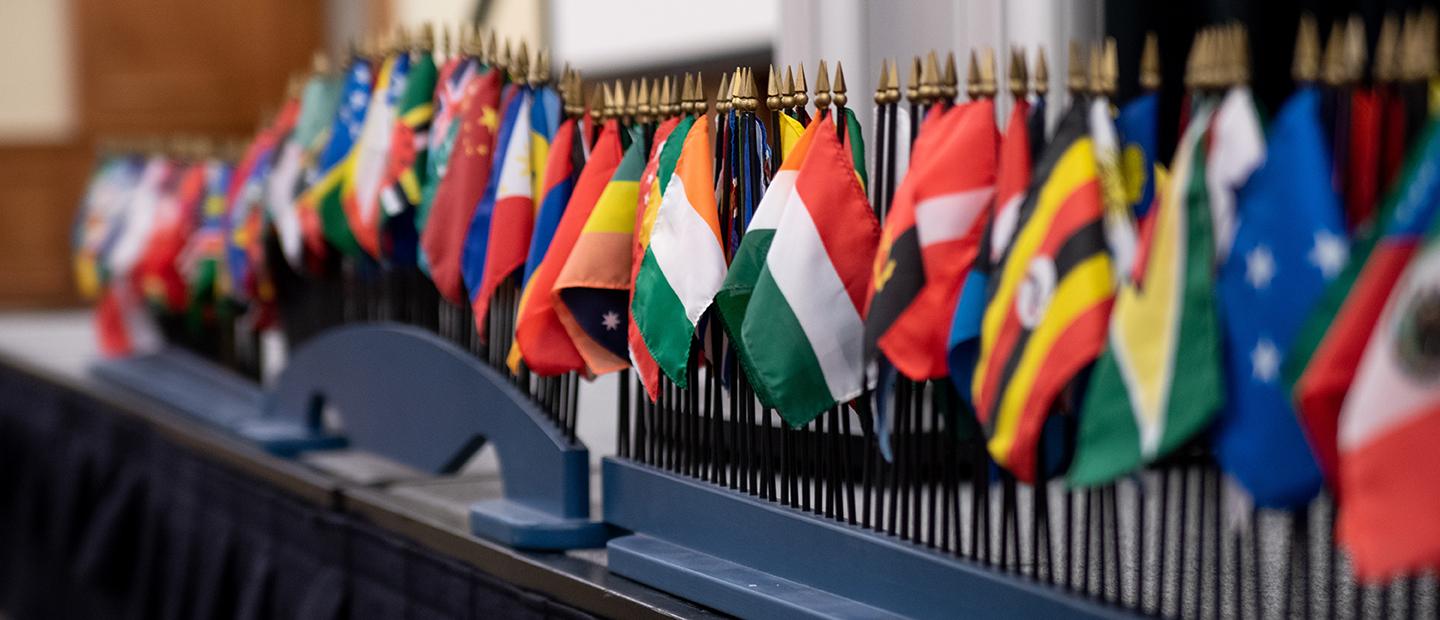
xmin=0 ymin=367 xmax=597 ymax=620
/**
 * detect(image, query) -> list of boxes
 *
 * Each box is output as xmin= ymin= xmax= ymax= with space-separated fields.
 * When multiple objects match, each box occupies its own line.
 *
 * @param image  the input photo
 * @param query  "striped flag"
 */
xmin=421 ymin=68 xmax=503 ymax=304
xmin=740 ymin=115 xmax=879 ymax=424
xmin=1337 ymin=214 xmax=1440 ymax=580
xmin=137 ymin=162 xmax=207 ymax=312
xmin=866 ymin=101 xmax=997 ymax=381
xmin=1068 ymin=101 xmax=1223 ymax=487
xmin=631 ymin=114 xmax=725 ymax=388
xmin=304 ymin=56 xmax=375 ymax=257
xmin=468 ymin=87 xmax=535 ymax=334
xmin=417 ymin=57 xmax=479 ymax=271
xmin=342 ymin=51 xmax=409 ymax=258
xmin=511 ymin=121 xmax=623 ymax=375
xmin=377 ymin=48 xmax=438 ymax=266
xmin=506 ymin=117 xmax=583 ymax=373
xmin=949 ymin=98 xmax=1032 ymax=404
xmin=972 ymin=106 xmax=1115 ymax=483
xmin=716 ymin=117 xmax=820 ymax=381
xmin=1289 ymin=120 xmax=1440 ymax=489
xmin=553 ymin=130 xmax=646 ymax=374
xmin=628 ymin=117 xmax=687 ymax=398
xmin=267 ymin=71 xmax=341 ymax=269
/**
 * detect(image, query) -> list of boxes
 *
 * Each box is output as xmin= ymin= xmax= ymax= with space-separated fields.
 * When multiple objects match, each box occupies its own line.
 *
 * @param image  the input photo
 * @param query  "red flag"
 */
xmin=1346 ymin=88 xmax=1382 ymax=230
xmin=1379 ymin=88 xmax=1408 ymax=192
xmin=864 ymin=100 xmax=998 ymax=380
xmin=421 ymin=69 xmax=503 ymax=304
xmin=136 ymin=163 xmax=207 ymax=312
xmin=511 ymin=121 xmax=623 ymax=375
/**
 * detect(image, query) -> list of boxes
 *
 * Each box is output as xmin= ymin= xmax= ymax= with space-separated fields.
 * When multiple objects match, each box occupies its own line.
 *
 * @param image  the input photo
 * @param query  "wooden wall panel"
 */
xmin=0 ymin=0 xmax=325 ymax=307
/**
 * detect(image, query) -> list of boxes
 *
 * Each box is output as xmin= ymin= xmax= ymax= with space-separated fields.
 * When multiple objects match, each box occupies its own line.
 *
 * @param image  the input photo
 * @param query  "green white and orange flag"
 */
xmin=1068 ymin=101 xmax=1224 ymax=486
xmin=631 ymin=114 xmax=725 ymax=387
xmin=553 ymin=129 xmax=647 ymax=375
xmin=715 ymin=118 xmax=821 ymax=374
xmin=628 ymin=116 xmax=688 ymax=398
xmin=739 ymin=115 xmax=880 ymax=424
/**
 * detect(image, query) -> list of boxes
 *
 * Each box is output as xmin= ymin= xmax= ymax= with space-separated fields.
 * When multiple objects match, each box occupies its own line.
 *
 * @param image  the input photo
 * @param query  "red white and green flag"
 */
xmin=739 ymin=115 xmax=880 ymax=425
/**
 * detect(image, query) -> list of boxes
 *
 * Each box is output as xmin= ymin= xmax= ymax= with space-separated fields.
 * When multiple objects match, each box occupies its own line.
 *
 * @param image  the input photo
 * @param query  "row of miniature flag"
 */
xmin=73 ymin=34 xmax=1440 ymax=580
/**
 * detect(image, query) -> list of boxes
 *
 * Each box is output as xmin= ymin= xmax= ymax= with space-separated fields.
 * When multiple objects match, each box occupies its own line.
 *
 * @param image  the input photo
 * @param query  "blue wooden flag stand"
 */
xmin=94 ymin=324 xmax=608 ymax=550
xmin=603 ymin=457 xmax=1133 ymax=619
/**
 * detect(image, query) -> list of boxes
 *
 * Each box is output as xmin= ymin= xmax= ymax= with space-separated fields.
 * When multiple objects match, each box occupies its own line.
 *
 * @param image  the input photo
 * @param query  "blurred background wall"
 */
xmin=0 ymin=0 xmax=1098 ymax=308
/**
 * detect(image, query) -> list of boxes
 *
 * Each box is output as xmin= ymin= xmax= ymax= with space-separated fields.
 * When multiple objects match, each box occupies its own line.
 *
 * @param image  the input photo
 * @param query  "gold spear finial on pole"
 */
xmin=966 ymin=49 xmax=981 ymax=99
xmin=942 ymin=51 xmax=959 ymax=101
xmin=794 ymin=62 xmax=810 ymax=109
xmin=978 ymin=46 xmax=997 ymax=98
xmin=814 ymin=59 xmax=833 ymax=108
xmin=1009 ymin=47 xmax=1029 ymax=99
xmin=1344 ymin=15 xmax=1367 ymax=84
xmin=921 ymin=51 xmax=942 ymax=101
xmin=695 ymin=71 xmax=708 ymax=115
xmin=679 ymin=72 xmax=694 ymax=115
xmin=1140 ymin=32 xmax=1161 ymax=91
xmin=781 ymin=66 xmax=796 ymax=109
xmin=1293 ymin=13 xmax=1320 ymax=83
xmin=1067 ymin=40 xmax=1087 ymax=94
xmin=1087 ymin=41 xmax=1104 ymax=95
xmin=832 ymin=61 xmax=848 ymax=107
xmin=1375 ymin=14 xmax=1400 ymax=83
xmin=874 ymin=60 xmax=889 ymax=105
xmin=768 ymin=64 xmax=782 ymax=110
xmin=716 ymin=70 xmax=732 ymax=113
xmin=1033 ymin=47 xmax=1049 ymax=96
xmin=1321 ymin=19 xmax=1347 ymax=86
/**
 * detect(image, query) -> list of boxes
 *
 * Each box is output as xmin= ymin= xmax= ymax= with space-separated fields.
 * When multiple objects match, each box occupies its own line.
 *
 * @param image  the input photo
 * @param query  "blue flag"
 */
xmin=1215 ymin=88 xmax=1345 ymax=508
xmin=1116 ymin=91 xmax=1159 ymax=219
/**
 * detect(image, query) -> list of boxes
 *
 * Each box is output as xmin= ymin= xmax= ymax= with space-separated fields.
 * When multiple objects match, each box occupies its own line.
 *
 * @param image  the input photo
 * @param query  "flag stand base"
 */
xmin=257 ymin=323 xmax=608 ymax=550
xmin=91 ymin=347 xmax=346 ymax=456
xmin=602 ymin=457 xmax=1126 ymax=619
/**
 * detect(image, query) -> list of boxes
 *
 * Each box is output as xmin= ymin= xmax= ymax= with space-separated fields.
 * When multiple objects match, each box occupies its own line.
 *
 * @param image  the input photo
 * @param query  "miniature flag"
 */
xmin=303 ymin=56 xmax=375 ymax=257
xmin=511 ymin=121 xmax=623 ymax=375
xmin=1288 ymin=119 xmax=1440 ymax=488
xmin=342 ymin=52 xmax=409 ymax=258
xmin=1205 ymin=87 xmax=1265 ymax=264
xmin=553 ymin=129 xmax=646 ymax=374
xmin=716 ymin=119 xmax=821 ymax=377
xmin=506 ymin=117 xmax=584 ymax=373
xmin=416 ymin=57 xmax=480 ymax=271
xmin=267 ymin=71 xmax=342 ymax=269
xmin=422 ymin=69 xmax=503 ymax=304
xmin=949 ymin=98 xmax=1031 ymax=404
xmin=628 ymin=117 xmax=689 ymax=398
xmin=136 ymin=162 xmax=207 ymax=312
xmin=1214 ymin=88 xmax=1343 ymax=508
xmin=1336 ymin=213 xmax=1440 ymax=580
xmin=1116 ymin=91 xmax=1160 ymax=221
xmin=741 ymin=115 xmax=880 ymax=424
xmin=778 ymin=113 xmax=806 ymax=160
xmin=631 ymin=115 xmax=725 ymax=388
xmin=1068 ymin=102 xmax=1222 ymax=487
xmin=378 ymin=47 xmax=438 ymax=266
xmin=973 ymin=106 xmax=1114 ymax=483
xmin=866 ymin=101 xmax=997 ymax=381
xmin=467 ymin=87 xmax=534 ymax=334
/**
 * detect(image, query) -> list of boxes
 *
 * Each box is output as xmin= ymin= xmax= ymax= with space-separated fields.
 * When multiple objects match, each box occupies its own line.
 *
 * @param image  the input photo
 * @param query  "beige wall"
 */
xmin=389 ymin=0 xmax=543 ymax=48
xmin=0 ymin=0 xmax=77 ymax=143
